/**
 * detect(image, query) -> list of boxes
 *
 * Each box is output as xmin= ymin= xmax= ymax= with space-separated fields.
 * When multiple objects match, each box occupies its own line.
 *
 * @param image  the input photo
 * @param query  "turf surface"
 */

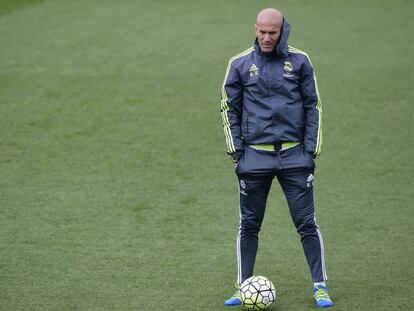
xmin=1 ymin=0 xmax=413 ymax=310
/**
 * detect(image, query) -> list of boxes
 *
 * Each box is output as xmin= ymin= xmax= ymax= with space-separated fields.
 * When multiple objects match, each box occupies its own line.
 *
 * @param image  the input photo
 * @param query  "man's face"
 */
xmin=255 ymin=21 xmax=282 ymax=53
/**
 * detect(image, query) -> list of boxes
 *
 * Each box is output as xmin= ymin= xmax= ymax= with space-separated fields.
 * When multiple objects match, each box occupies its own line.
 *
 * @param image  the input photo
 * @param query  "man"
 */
xmin=220 ymin=8 xmax=333 ymax=308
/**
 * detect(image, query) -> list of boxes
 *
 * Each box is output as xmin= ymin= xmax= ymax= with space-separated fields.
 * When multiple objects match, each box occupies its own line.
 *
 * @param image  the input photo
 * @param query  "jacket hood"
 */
xmin=255 ymin=18 xmax=290 ymax=57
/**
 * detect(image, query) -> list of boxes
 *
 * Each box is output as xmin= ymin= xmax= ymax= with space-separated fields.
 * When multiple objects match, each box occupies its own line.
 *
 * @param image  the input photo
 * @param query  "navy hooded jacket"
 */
xmin=220 ymin=19 xmax=322 ymax=160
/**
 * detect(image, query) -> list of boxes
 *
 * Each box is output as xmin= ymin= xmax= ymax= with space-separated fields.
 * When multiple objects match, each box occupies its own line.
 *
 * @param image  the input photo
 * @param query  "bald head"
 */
xmin=256 ymin=8 xmax=283 ymax=27
xmin=255 ymin=8 xmax=284 ymax=53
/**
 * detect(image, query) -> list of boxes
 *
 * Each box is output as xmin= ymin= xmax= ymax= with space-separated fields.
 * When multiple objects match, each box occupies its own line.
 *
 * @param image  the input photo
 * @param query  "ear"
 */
xmin=254 ymin=23 xmax=258 ymax=34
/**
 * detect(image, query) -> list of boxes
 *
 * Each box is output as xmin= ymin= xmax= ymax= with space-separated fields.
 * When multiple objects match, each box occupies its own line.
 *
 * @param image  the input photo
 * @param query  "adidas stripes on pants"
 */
xmin=235 ymin=144 xmax=328 ymax=284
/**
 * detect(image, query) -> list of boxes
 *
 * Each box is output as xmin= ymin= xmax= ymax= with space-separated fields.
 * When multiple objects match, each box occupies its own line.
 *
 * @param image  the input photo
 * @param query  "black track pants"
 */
xmin=235 ymin=144 xmax=328 ymax=284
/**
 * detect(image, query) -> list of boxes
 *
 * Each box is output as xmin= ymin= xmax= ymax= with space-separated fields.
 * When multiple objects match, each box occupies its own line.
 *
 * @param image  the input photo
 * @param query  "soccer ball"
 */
xmin=240 ymin=275 xmax=276 ymax=310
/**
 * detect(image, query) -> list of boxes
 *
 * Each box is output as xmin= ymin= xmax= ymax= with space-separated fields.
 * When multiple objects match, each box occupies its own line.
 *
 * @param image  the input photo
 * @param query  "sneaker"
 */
xmin=224 ymin=289 xmax=242 ymax=306
xmin=313 ymin=285 xmax=334 ymax=308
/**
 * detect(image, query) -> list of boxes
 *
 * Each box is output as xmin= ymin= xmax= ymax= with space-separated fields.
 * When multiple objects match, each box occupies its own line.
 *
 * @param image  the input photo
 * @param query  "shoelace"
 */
xmin=314 ymin=288 xmax=331 ymax=301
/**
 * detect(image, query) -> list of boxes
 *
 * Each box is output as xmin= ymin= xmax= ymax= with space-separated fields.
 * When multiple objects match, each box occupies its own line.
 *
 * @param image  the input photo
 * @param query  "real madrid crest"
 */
xmin=283 ymin=61 xmax=294 ymax=78
xmin=240 ymin=179 xmax=246 ymax=189
xmin=283 ymin=61 xmax=293 ymax=72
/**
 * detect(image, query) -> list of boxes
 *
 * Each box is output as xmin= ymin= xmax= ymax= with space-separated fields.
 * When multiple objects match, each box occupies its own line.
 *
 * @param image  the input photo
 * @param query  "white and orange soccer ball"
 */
xmin=240 ymin=276 xmax=276 ymax=310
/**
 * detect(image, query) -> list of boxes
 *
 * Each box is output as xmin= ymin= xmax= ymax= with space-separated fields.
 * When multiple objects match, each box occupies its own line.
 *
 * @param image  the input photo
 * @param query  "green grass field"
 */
xmin=1 ymin=0 xmax=413 ymax=310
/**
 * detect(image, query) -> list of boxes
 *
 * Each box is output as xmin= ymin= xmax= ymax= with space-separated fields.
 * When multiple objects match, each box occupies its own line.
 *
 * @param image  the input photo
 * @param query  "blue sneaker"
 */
xmin=313 ymin=285 xmax=334 ymax=308
xmin=224 ymin=289 xmax=242 ymax=306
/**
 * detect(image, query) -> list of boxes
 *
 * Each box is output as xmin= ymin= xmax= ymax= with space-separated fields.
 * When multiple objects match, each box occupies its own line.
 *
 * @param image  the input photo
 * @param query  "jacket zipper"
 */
xmin=266 ymin=58 xmax=271 ymax=96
